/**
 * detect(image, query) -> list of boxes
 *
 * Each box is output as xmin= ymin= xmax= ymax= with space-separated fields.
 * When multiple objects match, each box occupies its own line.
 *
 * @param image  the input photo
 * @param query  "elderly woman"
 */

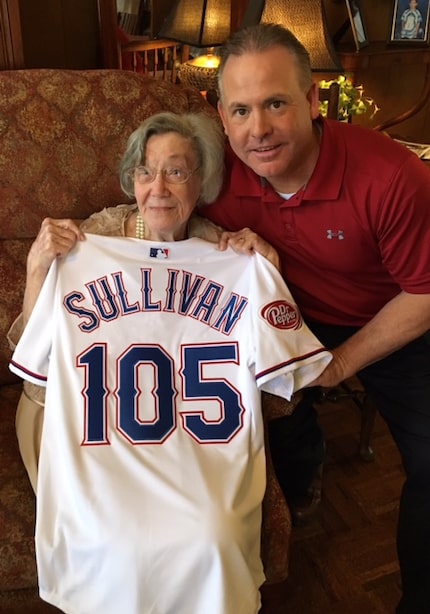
xmin=12 ymin=111 xmax=279 ymax=492
xmin=9 ymin=111 xmax=331 ymax=614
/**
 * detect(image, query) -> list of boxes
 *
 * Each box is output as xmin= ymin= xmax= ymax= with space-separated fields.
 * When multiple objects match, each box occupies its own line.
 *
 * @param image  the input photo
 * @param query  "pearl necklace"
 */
xmin=135 ymin=213 xmax=145 ymax=239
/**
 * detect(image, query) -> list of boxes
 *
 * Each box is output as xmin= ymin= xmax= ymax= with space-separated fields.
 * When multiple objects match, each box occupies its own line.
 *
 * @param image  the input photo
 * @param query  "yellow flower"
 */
xmin=319 ymin=76 xmax=379 ymax=121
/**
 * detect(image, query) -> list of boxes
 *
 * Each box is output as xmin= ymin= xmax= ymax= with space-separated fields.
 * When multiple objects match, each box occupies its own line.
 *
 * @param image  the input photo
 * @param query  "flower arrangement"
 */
xmin=319 ymin=75 xmax=379 ymax=121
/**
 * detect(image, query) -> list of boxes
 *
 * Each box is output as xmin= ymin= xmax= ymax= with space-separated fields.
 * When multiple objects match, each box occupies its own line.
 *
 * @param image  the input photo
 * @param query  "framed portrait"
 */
xmin=345 ymin=0 xmax=369 ymax=50
xmin=390 ymin=0 xmax=430 ymax=43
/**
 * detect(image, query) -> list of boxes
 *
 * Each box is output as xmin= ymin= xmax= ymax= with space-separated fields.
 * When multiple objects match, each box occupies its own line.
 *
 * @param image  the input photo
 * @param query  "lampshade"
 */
xmin=241 ymin=0 xmax=342 ymax=72
xmin=159 ymin=0 xmax=230 ymax=93
xmin=158 ymin=0 xmax=231 ymax=47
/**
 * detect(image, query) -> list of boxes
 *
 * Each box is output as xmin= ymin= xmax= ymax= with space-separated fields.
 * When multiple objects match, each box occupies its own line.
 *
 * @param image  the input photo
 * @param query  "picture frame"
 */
xmin=390 ymin=0 xmax=430 ymax=44
xmin=345 ymin=0 xmax=369 ymax=51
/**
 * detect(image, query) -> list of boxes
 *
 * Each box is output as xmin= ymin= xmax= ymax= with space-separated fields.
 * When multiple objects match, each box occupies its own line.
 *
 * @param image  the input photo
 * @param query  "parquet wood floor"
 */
xmin=261 ymin=394 xmax=405 ymax=614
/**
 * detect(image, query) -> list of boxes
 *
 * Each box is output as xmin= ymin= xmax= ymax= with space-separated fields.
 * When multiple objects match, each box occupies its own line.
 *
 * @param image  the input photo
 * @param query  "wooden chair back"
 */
xmin=119 ymin=38 xmax=189 ymax=83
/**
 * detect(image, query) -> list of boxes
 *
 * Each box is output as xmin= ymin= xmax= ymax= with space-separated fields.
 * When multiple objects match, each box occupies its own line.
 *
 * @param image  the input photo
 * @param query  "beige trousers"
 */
xmin=15 ymin=391 xmax=43 ymax=494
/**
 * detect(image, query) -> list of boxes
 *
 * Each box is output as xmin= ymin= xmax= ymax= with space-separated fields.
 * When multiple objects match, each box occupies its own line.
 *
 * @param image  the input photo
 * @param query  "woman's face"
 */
xmin=134 ymin=132 xmax=201 ymax=241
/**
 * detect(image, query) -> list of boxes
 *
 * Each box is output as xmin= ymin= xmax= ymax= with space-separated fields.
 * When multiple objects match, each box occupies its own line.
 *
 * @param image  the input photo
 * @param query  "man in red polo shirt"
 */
xmin=201 ymin=23 xmax=430 ymax=613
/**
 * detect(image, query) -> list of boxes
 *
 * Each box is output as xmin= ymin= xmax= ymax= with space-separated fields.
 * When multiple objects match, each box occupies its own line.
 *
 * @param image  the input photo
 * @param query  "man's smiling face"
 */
xmin=218 ymin=45 xmax=320 ymax=193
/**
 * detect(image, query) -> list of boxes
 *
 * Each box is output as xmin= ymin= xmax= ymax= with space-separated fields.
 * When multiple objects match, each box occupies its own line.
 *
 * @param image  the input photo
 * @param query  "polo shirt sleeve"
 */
xmin=377 ymin=153 xmax=430 ymax=293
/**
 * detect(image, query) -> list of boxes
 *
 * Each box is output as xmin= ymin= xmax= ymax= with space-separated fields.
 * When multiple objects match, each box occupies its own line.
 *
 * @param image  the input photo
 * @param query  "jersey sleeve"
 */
xmin=9 ymin=261 xmax=58 ymax=386
xmin=250 ymin=254 xmax=332 ymax=398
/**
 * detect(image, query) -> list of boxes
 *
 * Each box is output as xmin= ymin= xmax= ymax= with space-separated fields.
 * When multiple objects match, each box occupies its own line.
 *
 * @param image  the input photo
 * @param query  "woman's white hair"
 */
xmin=119 ymin=112 xmax=225 ymax=205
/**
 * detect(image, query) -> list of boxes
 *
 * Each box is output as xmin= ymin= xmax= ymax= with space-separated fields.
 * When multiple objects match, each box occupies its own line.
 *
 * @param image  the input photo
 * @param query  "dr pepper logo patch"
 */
xmin=261 ymin=300 xmax=302 ymax=330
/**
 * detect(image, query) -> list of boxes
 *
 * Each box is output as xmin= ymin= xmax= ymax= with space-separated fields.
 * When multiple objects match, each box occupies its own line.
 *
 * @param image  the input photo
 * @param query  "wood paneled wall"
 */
xmin=0 ymin=0 xmax=24 ymax=69
xmin=18 ymin=0 xmax=102 ymax=69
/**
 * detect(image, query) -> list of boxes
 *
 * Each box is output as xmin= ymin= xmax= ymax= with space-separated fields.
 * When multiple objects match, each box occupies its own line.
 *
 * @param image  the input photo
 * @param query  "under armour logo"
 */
xmin=326 ymin=230 xmax=344 ymax=240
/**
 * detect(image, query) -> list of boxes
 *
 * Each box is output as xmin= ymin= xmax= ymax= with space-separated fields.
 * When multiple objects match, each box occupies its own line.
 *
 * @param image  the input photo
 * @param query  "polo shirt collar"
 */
xmin=304 ymin=118 xmax=345 ymax=201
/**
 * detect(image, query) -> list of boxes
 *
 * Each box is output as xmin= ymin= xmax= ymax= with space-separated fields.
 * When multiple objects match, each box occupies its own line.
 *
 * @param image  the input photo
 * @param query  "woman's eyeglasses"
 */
xmin=129 ymin=166 xmax=200 ymax=185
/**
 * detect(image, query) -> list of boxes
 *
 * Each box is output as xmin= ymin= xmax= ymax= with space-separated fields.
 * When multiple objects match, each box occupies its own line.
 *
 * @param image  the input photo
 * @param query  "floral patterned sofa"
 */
xmin=0 ymin=68 xmax=290 ymax=611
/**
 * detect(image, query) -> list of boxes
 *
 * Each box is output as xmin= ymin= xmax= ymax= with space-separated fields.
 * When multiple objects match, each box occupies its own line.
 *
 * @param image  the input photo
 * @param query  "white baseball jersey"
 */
xmin=10 ymin=235 xmax=331 ymax=614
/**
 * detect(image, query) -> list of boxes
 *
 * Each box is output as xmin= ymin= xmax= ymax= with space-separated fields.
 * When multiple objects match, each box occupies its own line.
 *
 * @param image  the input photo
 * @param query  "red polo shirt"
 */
xmin=201 ymin=119 xmax=430 ymax=326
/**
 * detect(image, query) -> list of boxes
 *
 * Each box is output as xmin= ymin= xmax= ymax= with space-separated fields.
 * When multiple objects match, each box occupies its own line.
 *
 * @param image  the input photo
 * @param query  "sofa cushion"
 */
xmin=0 ymin=240 xmax=31 ymax=385
xmin=0 ymin=69 xmax=217 ymax=240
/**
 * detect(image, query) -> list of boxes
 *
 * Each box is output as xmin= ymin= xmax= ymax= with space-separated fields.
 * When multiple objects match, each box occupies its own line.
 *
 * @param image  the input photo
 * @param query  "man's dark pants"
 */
xmin=269 ymin=321 xmax=430 ymax=613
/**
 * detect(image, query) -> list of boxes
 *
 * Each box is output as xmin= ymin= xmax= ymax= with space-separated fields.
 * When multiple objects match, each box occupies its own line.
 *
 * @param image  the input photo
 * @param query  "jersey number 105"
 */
xmin=77 ymin=342 xmax=245 ymax=445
